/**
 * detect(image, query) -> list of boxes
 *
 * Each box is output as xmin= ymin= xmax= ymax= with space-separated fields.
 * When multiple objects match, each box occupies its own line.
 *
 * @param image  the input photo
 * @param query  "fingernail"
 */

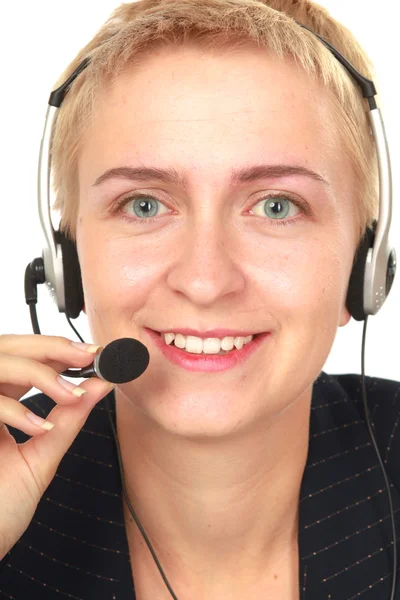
xmin=57 ymin=375 xmax=88 ymax=397
xmin=26 ymin=412 xmax=54 ymax=430
xmin=72 ymin=387 xmax=88 ymax=398
xmin=71 ymin=342 xmax=102 ymax=354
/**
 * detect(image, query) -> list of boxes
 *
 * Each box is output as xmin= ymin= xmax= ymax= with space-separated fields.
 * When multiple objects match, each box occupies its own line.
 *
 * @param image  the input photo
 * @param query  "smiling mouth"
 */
xmin=154 ymin=331 xmax=261 ymax=355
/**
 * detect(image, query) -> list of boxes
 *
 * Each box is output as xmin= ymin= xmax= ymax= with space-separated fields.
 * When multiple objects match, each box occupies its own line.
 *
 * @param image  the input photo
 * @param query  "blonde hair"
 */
xmin=51 ymin=0 xmax=379 ymax=245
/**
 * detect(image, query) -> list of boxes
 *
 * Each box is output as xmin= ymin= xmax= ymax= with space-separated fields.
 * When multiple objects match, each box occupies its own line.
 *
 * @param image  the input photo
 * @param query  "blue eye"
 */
xmin=133 ymin=197 xmax=160 ymax=218
xmin=264 ymin=198 xmax=289 ymax=219
xmin=251 ymin=196 xmax=300 ymax=222
xmin=118 ymin=195 xmax=170 ymax=220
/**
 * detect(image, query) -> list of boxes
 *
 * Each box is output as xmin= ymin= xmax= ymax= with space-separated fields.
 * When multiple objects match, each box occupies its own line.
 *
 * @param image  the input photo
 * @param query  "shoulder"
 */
xmin=319 ymin=370 xmax=400 ymax=432
xmin=315 ymin=370 xmax=400 ymax=402
xmin=316 ymin=370 xmax=400 ymax=489
xmin=314 ymin=370 xmax=400 ymax=421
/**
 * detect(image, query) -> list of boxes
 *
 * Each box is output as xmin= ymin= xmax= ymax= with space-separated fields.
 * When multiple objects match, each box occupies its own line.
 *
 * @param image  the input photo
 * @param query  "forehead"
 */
xmin=80 ymin=45 xmax=344 ymax=188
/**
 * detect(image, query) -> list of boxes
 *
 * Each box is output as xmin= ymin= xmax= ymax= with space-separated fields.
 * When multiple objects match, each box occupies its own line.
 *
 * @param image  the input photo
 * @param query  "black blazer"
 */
xmin=1 ymin=371 xmax=400 ymax=599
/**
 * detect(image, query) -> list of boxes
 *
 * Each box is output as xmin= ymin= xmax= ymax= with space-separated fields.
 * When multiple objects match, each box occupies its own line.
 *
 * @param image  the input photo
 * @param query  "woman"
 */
xmin=0 ymin=0 xmax=399 ymax=598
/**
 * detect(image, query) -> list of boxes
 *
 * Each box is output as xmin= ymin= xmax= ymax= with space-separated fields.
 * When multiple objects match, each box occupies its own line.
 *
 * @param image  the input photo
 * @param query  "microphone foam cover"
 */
xmin=98 ymin=338 xmax=150 ymax=383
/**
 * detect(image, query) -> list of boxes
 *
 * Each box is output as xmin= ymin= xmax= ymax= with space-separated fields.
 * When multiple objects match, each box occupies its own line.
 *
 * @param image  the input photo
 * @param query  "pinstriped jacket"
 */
xmin=1 ymin=371 xmax=400 ymax=599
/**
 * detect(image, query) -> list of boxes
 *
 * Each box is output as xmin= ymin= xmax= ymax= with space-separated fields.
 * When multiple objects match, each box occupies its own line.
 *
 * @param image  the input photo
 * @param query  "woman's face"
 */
xmin=77 ymin=45 xmax=358 ymax=437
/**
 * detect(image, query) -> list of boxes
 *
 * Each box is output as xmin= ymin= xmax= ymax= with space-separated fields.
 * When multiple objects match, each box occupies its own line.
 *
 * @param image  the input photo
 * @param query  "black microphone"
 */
xmin=60 ymin=337 xmax=150 ymax=383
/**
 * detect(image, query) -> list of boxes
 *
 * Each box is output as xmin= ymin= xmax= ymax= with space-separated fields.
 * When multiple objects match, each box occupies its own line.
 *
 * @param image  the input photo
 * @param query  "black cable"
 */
xmin=360 ymin=315 xmax=397 ymax=599
xmin=29 ymin=303 xmax=41 ymax=335
xmin=105 ymin=393 xmax=180 ymax=600
xmin=65 ymin=314 xmax=181 ymax=599
xmin=66 ymin=314 xmax=84 ymax=343
xmin=27 ymin=296 xmax=180 ymax=598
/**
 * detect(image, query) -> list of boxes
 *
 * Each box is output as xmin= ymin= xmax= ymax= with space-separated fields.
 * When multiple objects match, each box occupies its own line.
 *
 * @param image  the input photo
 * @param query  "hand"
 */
xmin=0 ymin=334 xmax=115 ymax=560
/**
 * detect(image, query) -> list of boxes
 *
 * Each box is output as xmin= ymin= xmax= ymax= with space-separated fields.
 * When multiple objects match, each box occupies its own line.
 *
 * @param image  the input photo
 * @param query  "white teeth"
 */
xmin=221 ymin=336 xmax=234 ymax=351
xmin=174 ymin=333 xmax=186 ymax=349
xmin=185 ymin=336 xmax=203 ymax=354
xmin=202 ymin=338 xmax=221 ymax=354
xmin=233 ymin=336 xmax=244 ymax=350
xmin=164 ymin=333 xmax=175 ymax=345
xmin=161 ymin=332 xmax=254 ymax=354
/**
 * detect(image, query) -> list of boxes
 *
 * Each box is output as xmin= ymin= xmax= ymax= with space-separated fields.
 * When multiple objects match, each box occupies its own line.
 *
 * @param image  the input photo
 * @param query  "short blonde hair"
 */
xmin=51 ymin=0 xmax=379 ymax=245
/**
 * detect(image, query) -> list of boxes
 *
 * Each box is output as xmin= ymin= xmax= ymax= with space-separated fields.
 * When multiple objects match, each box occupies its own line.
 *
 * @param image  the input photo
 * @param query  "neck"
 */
xmin=115 ymin=387 xmax=311 ymax=598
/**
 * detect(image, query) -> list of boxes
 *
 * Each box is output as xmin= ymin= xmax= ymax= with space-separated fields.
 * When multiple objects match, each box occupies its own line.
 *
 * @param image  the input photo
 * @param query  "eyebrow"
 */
xmin=93 ymin=164 xmax=329 ymax=188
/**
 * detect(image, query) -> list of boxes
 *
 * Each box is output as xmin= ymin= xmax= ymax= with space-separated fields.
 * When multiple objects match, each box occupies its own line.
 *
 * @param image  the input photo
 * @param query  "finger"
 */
xmin=19 ymin=378 xmax=116 ymax=489
xmin=0 ymin=334 xmax=101 ymax=373
xmin=0 ymin=335 xmax=102 ymax=400
xmin=0 ymin=393 xmax=56 ymax=436
xmin=0 ymin=354 xmax=92 ymax=405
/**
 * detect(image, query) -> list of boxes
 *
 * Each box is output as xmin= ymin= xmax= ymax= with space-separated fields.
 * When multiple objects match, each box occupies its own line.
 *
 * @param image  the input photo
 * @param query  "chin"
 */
xmin=140 ymin=391 xmax=260 ymax=441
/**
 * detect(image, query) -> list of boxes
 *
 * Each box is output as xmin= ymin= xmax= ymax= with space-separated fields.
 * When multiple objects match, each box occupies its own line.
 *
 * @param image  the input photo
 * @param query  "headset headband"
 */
xmin=37 ymin=20 xmax=396 ymax=319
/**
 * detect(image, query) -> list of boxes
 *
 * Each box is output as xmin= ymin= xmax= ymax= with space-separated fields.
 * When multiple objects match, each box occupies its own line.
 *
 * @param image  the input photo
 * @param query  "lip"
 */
xmin=144 ymin=328 xmax=271 ymax=373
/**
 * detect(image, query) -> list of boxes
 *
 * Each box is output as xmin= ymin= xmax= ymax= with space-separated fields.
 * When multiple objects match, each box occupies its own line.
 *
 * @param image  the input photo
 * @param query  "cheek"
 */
xmin=286 ymin=238 xmax=352 ymax=360
xmin=247 ymin=233 xmax=348 ymax=320
xmin=77 ymin=232 xmax=166 ymax=311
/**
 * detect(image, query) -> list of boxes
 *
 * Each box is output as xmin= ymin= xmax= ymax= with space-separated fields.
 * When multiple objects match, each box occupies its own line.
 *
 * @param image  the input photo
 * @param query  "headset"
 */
xmin=23 ymin=19 xmax=397 ymax=600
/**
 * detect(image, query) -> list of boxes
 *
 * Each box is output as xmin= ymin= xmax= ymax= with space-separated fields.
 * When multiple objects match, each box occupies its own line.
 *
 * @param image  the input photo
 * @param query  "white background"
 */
xmin=0 ymin=1 xmax=398 ymax=381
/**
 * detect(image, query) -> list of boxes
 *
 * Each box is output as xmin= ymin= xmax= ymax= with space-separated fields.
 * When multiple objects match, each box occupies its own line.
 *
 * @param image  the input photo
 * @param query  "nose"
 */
xmin=166 ymin=220 xmax=245 ymax=307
